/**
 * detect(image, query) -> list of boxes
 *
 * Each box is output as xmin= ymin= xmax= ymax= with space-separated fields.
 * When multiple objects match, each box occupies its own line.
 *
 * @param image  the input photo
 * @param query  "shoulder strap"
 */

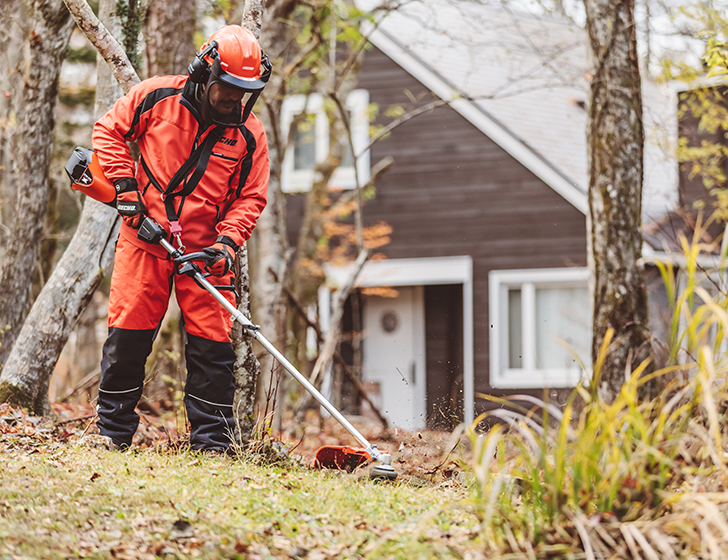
xmin=163 ymin=126 xmax=225 ymax=241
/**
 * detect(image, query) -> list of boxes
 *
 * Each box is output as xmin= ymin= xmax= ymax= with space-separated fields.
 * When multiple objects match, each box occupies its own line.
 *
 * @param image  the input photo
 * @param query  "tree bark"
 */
xmin=584 ymin=0 xmax=653 ymax=402
xmin=247 ymin=0 xmax=300 ymax=417
xmin=0 ymin=0 xmax=25 ymax=253
xmin=0 ymin=208 xmax=119 ymax=413
xmin=219 ymin=0 xmax=277 ymax=441
xmin=0 ymin=0 xmax=73 ymax=372
xmin=232 ymin=243 xmax=261 ymax=442
xmin=145 ymin=0 xmax=196 ymax=77
xmin=0 ymin=0 xmax=138 ymax=412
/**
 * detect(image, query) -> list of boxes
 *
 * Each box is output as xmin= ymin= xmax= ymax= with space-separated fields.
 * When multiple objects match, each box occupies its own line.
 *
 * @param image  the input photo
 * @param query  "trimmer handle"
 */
xmin=137 ymin=216 xmax=168 ymax=245
xmin=174 ymin=251 xmax=215 ymax=268
xmin=137 ymin=217 xmax=224 ymax=288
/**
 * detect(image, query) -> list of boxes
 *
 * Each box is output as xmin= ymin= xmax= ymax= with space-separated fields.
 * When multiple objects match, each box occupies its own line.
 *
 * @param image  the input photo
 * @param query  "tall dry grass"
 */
xmin=472 ymin=218 xmax=728 ymax=558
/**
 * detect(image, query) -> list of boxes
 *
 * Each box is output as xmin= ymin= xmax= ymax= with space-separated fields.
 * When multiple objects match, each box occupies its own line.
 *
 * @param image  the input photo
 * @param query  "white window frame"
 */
xmin=280 ymin=90 xmax=371 ymax=193
xmin=489 ymin=267 xmax=591 ymax=389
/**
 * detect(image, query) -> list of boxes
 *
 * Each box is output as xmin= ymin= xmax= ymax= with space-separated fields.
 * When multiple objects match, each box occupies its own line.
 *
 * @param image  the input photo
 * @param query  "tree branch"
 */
xmin=62 ymin=0 xmax=140 ymax=93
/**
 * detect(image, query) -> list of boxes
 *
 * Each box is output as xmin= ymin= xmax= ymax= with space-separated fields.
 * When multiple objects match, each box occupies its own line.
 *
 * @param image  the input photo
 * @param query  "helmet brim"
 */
xmin=210 ymin=58 xmax=267 ymax=91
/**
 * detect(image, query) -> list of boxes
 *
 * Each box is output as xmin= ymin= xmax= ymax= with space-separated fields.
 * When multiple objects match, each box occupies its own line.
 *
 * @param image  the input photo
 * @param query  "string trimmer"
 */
xmin=137 ymin=217 xmax=398 ymax=480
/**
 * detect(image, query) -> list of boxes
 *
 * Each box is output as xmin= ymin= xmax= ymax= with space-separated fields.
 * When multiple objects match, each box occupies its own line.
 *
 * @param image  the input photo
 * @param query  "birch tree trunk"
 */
xmin=221 ymin=0 xmax=270 ymax=442
xmin=0 ymin=0 xmax=74 ymax=371
xmin=232 ymin=244 xmax=261 ymax=440
xmin=247 ymin=0 xmax=299 ymax=416
xmin=0 ymin=0 xmax=138 ymax=412
xmin=584 ymin=0 xmax=653 ymax=402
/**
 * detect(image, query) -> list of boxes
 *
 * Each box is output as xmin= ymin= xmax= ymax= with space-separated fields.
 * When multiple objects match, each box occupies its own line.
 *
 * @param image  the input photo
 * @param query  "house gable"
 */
xmin=357 ymin=45 xmax=588 ymax=409
xmin=366 ymin=25 xmax=589 ymax=215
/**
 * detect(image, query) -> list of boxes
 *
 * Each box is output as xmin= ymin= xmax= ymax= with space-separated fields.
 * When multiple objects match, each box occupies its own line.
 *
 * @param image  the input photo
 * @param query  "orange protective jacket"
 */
xmin=92 ymin=75 xmax=269 ymax=258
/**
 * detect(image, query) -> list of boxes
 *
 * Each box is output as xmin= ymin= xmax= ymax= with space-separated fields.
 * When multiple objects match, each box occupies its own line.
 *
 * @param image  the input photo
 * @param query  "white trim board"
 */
xmin=363 ymin=24 xmax=588 ymax=215
xmin=325 ymin=256 xmax=475 ymax=425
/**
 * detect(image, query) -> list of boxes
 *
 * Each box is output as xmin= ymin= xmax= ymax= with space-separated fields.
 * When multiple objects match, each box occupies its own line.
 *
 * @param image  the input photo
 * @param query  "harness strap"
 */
xmin=163 ymin=126 xmax=225 ymax=230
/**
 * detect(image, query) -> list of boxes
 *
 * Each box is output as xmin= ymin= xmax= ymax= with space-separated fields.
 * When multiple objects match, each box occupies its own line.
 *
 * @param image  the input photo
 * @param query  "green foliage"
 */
xmin=676 ymin=85 xmax=728 ymax=215
xmin=661 ymin=18 xmax=728 ymax=217
xmin=58 ymin=87 xmax=96 ymax=108
xmin=65 ymin=45 xmax=97 ymax=64
xmin=0 ymin=382 xmax=32 ymax=413
xmin=654 ymin=213 xmax=728 ymax=364
xmin=705 ymin=36 xmax=728 ymax=79
xmin=114 ymin=0 xmax=143 ymax=72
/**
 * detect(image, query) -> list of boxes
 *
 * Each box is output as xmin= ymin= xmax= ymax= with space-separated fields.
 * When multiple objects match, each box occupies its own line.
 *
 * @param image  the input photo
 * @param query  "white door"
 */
xmin=362 ymin=286 xmax=426 ymax=429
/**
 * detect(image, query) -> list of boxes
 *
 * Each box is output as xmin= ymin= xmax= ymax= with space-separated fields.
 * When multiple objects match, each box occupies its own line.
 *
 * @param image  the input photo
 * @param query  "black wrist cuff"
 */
xmin=215 ymin=235 xmax=239 ymax=253
xmin=113 ymin=177 xmax=138 ymax=194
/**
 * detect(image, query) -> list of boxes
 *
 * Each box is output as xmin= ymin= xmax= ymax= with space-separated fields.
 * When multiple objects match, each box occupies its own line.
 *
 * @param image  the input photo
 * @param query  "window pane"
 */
xmin=293 ymin=114 xmax=316 ymax=170
xmin=341 ymin=142 xmax=353 ymax=167
xmin=535 ymin=286 xmax=590 ymax=369
xmin=508 ymin=289 xmax=523 ymax=368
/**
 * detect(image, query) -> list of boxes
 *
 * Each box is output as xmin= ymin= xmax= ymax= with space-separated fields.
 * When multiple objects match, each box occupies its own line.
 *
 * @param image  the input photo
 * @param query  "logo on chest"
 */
xmin=218 ymin=137 xmax=238 ymax=147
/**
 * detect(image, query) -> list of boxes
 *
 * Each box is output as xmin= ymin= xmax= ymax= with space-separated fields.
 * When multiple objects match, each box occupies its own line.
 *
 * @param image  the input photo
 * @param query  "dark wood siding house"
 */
xmin=284 ymin=0 xmax=677 ymax=429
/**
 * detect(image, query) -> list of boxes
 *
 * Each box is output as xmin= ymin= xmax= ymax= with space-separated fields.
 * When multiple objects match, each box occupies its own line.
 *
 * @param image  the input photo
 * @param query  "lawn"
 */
xmin=0 ymin=406 xmax=481 ymax=560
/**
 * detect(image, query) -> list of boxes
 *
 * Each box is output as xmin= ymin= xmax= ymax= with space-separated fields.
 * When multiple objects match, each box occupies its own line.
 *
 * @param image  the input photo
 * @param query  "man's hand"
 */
xmin=203 ymin=243 xmax=235 ymax=276
xmin=114 ymin=178 xmax=146 ymax=229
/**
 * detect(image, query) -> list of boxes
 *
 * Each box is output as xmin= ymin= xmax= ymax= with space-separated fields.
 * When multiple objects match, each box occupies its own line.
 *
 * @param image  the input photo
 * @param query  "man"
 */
xmin=91 ymin=25 xmax=270 ymax=452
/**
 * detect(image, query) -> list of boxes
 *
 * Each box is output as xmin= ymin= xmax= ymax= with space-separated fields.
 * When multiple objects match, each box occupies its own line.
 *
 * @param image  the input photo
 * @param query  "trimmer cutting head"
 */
xmin=369 ymin=452 xmax=398 ymax=480
xmin=314 ymin=446 xmax=371 ymax=471
xmin=313 ymin=445 xmax=398 ymax=480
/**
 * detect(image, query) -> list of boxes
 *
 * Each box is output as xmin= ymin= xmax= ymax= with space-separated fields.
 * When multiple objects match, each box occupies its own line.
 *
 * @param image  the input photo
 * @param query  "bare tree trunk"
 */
xmin=247 ymin=0 xmax=299 ymax=419
xmin=145 ymin=0 xmax=195 ymax=77
xmin=585 ymin=0 xmax=653 ymax=402
xmin=232 ymin=244 xmax=261 ymax=441
xmin=0 ymin=0 xmax=139 ymax=412
xmin=0 ymin=0 xmax=25 ymax=253
xmin=0 ymin=0 xmax=74 ymax=371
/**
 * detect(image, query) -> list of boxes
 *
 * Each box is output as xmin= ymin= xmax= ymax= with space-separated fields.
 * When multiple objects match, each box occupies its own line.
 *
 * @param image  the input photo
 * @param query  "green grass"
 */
xmin=0 ymin=444 xmax=480 ymax=559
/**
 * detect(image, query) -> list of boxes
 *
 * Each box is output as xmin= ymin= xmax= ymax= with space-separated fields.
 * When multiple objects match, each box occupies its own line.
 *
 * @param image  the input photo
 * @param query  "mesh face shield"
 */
xmin=204 ymin=55 xmax=272 ymax=127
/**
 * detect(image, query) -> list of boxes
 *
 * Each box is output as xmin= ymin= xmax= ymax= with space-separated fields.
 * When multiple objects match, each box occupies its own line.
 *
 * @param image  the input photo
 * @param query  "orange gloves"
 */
xmin=203 ymin=242 xmax=236 ymax=276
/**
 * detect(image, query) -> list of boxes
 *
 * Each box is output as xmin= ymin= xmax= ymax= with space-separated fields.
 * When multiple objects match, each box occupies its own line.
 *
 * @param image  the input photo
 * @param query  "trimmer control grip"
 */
xmin=137 ymin=217 xmax=168 ymax=245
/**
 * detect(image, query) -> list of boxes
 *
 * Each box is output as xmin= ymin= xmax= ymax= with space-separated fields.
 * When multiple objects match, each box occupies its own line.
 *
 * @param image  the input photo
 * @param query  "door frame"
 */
xmin=323 ymin=255 xmax=474 ymax=425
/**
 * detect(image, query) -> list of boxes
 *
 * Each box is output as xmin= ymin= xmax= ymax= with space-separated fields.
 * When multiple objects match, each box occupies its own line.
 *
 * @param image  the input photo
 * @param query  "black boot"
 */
xmin=96 ymin=327 xmax=156 ymax=448
xmin=184 ymin=332 xmax=236 ymax=452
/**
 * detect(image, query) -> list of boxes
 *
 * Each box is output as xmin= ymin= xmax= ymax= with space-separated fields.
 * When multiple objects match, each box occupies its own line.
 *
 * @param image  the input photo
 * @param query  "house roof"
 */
xmin=361 ymin=0 xmax=679 ymax=222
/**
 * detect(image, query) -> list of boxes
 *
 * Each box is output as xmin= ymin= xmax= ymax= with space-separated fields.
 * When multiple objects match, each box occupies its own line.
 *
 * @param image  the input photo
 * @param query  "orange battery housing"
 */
xmin=64 ymin=147 xmax=116 ymax=206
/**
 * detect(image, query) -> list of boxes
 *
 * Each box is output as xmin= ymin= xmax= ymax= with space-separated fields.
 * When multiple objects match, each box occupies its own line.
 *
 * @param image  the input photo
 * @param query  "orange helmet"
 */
xmin=188 ymin=25 xmax=270 ymax=92
xmin=188 ymin=25 xmax=272 ymax=125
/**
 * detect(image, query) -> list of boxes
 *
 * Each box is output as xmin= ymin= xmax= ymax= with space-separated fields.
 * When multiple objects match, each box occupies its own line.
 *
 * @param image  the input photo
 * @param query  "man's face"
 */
xmin=207 ymin=82 xmax=245 ymax=116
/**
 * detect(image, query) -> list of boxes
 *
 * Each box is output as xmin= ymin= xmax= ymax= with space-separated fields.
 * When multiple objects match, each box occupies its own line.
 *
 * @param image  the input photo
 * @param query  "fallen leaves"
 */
xmin=0 ymin=401 xmax=480 ymax=558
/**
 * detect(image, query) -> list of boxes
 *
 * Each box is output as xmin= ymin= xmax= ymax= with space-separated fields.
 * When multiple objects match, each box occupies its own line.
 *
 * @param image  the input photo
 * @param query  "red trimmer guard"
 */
xmin=314 ymin=446 xmax=372 ymax=471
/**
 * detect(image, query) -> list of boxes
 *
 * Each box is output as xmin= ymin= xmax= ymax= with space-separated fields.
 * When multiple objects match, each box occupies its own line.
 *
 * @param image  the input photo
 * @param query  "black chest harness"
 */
xmin=140 ymin=125 xmax=224 ymax=252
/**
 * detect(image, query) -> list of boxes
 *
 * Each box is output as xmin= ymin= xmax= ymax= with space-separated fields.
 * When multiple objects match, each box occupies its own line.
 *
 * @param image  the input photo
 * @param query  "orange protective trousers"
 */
xmin=108 ymin=236 xmax=235 ymax=341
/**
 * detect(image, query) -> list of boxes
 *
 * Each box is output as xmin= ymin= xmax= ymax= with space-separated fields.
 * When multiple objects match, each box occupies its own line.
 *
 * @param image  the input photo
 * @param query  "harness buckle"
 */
xmin=168 ymin=220 xmax=186 ymax=253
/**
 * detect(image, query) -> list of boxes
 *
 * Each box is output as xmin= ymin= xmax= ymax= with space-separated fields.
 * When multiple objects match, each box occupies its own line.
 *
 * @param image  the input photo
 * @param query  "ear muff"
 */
xmin=188 ymin=40 xmax=219 ymax=84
